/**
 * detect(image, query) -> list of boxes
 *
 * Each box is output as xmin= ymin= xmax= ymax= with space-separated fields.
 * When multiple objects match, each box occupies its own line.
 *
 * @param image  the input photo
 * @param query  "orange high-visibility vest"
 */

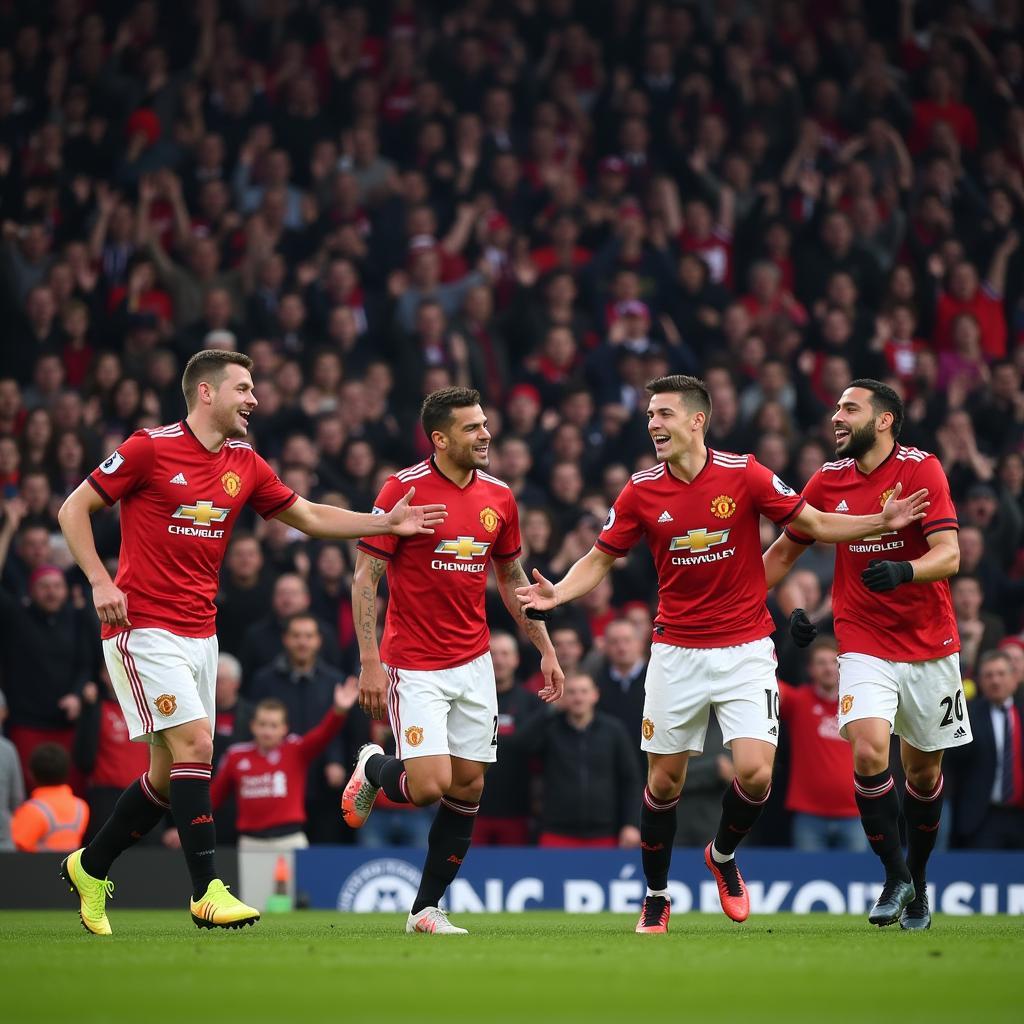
xmin=12 ymin=785 xmax=89 ymax=852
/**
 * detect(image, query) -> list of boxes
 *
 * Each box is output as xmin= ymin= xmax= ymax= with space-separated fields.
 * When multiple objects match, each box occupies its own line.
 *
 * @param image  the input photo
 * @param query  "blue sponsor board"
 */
xmin=296 ymin=848 xmax=1024 ymax=915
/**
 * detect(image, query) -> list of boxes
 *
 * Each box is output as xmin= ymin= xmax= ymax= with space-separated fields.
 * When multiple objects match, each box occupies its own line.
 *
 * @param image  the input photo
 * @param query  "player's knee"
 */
xmin=146 ymin=770 xmax=170 ymax=797
xmin=647 ymin=766 xmax=683 ymax=801
xmin=449 ymin=776 xmax=484 ymax=804
xmin=170 ymin=731 xmax=214 ymax=766
xmin=851 ymin=740 xmax=888 ymax=777
xmin=905 ymin=762 xmax=941 ymax=793
xmin=409 ymin=778 xmax=446 ymax=806
xmin=737 ymin=764 xmax=772 ymax=797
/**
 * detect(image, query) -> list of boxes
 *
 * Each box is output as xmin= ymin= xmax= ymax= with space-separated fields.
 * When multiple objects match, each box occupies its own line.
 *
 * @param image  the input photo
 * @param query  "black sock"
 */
xmin=903 ymin=775 xmax=944 ymax=892
xmin=169 ymin=763 xmax=217 ymax=901
xmin=411 ymin=797 xmax=478 ymax=914
xmin=80 ymin=774 xmax=169 ymax=878
xmin=854 ymin=771 xmax=910 ymax=882
xmin=366 ymin=753 xmax=410 ymax=804
xmin=713 ymin=779 xmax=770 ymax=856
xmin=641 ymin=787 xmax=678 ymax=891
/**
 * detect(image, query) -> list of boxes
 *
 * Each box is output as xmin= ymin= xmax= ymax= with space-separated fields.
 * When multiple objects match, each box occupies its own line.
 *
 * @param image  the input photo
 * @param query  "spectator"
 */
xmin=212 ymin=653 xmax=253 ymax=767
xmin=11 ymin=744 xmax=89 ymax=852
xmin=952 ymin=575 xmax=1005 ymax=680
xmin=215 ymin=532 xmax=274 ymax=658
xmin=0 ymin=690 xmax=26 ymax=851
xmin=212 ymin=680 xmax=357 ymax=850
xmin=949 ymin=650 xmax=1024 ymax=848
xmin=238 ymin=572 xmax=340 ymax=683
xmin=779 ymin=639 xmax=865 ymax=851
xmin=209 ymin=652 xmax=251 ymax=849
xmin=516 ymin=674 xmax=641 ymax=848
xmin=0 ymin=562 xmax=99 ymax=786
xmin=72 ymin=672 xmax=151 ymax=844
xmin=247 ymin=613 xmax=350 ymax=844
xmin=475 ymin=632 xmax=542 ymax=846
xmin=590 ymin=618 xmax=649 ymax=770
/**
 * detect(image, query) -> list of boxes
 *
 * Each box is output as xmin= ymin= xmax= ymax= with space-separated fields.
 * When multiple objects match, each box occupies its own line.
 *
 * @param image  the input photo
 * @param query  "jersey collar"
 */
xmin=855 ymin=441 xmax=898 ymax=477
xmin=429 ymin=454 xmax=477 ymax=490
xmin=181 ymin=419 xmax=220 ymax=456
xmin=665 ymin=447 xmax=711 ymax=486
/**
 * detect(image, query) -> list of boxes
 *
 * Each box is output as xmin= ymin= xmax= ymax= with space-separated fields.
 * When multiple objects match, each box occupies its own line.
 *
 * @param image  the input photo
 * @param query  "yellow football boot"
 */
xmin=60 ymin=849 xmax=114 ymax=936
xmin=190 ymin=879 xmax=260 ymax=930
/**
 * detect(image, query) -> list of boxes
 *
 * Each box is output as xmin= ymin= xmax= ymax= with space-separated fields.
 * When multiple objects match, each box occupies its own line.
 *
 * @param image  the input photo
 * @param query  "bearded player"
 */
xmin=765 ymin=379 xmax=967 ymax=930
xmin=57 ymin=350 xmax=445 ymax=934
xmin=516 ymin=375 xmax=928 ymax=933
xmin=341 ymin=386 xmax=564 ymax=934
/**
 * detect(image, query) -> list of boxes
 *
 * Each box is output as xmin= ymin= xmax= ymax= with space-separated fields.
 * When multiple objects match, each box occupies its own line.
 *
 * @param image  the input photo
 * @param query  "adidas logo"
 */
xmin=953 ymin=726 xmax=967 ymax=739
xmin=836 ymin=499 xmax=849 ymax=512
xmin=768 ymin=725 xmax=778 ymax=736
xmin=657 ymin=511 xmax=674 ymax=523
xmin=170 ymin=472 xmax=188 ymax=485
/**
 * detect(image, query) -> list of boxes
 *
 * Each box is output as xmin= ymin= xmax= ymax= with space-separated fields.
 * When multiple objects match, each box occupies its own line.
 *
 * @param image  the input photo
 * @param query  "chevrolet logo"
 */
xmin=670 ymin=528 xmax=731 ymax=552
xmin=172 ymin=500 xmax=230 ymax=526
xmin=434 ymin=536 xmax=491 ymax=560
xmin=861 ymin=530 xmax=899 ymax=542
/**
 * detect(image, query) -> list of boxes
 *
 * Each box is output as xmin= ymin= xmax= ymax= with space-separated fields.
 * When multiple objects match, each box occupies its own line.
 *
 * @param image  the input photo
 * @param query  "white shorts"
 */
xmin=837 ymin=652 xmax=973 ymax=752
xmin=102 ymin=628 xmax=218 ymax=743
xmin=642 ymin=639 xmax=780 ymax=754
xmin=384 ymin=652 xmax=497 ymax=763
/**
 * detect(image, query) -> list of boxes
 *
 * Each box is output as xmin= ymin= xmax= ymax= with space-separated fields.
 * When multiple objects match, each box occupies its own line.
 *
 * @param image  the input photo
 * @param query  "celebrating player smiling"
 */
xmin=765 ymin=380 xmax=966 ymax=930
xmin=342 ymin=386 xmax=563 ymax=935
xmin=56 ymin=350 xmax=445 ymax=935
xmin=517 ymin=374 xmax=928 ymax=933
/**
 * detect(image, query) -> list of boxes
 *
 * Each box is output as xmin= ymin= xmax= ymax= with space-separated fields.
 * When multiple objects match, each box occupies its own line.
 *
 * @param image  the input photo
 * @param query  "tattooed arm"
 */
xmin=494 ymin=558 xmax=565 ymax=703
xmin=352 ymin=549 xmax=390 ymax=720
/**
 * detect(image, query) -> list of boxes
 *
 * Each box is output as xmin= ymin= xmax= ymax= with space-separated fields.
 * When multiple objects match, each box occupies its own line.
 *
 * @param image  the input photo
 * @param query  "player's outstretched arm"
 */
xmin=275 ymin=488 xmax=446 ymax=539
xmin=58 ymin=481 xmax=131 ymax=629
xmin=789 ymin=482 xmax=930 ymax=545
xmin=515 ymin=546 xmax=617 ymax=612
xmin=495 ymin=559 xmax=565 ymax=703
xmin=763 ymin=532 xmax=809 ymax=589
xmin=351 ymin=550 xmax=390 ymax=720
xmin=862 ymin=528 xmax=960 ymax=592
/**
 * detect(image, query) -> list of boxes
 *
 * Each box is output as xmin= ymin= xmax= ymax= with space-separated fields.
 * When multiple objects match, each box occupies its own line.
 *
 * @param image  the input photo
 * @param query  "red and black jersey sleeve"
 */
xmin=357 ymin=476 xmax=406 ymax=562
xmin=87 ymin=431 xmax=154 ymax=506
xmin=596 ymin=481 xmax=644 ymax=558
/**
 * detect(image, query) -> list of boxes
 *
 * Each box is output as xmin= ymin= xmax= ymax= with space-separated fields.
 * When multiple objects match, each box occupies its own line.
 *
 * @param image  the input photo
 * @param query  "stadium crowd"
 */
xmin=2 ymin=0 xmax=1024 ymax=853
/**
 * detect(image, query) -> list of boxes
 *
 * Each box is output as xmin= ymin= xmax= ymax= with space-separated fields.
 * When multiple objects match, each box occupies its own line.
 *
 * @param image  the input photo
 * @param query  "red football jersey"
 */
xmin=786 ymin=444 xmax=959 ymax=662
xmin=596 ymin=450 xmax=805 ymax=648
xmin=357 ymin=457 xmax=521 ymax=670
xmin=87 ymin=421 xmax=297 ymax=640
xmin=211 ymin=709 xmax=344 ymax=834
xmin=778 ymin=682 xmax=857 ymax=817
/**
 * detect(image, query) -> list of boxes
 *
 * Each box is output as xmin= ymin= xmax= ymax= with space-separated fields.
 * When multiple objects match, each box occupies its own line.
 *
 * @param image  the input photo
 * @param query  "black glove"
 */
xmin=789 ymin=608 xmax=817 ymax=648
xmin=861 ymin=559 xmax=913 ymax=592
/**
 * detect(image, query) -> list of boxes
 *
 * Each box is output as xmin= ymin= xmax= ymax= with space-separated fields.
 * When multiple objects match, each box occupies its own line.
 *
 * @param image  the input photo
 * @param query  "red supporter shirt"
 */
xmin=778 ymin=682 xmax=857 ymax=817
xmin=596 ymin=451 xmax=805 ymax=648
xmin=87 ymin=421 xmax=297 ymax=640
xmin=786 ymin=444 xmax=959 ymax=662
xmin=358 ymin=457 xmax=522 ymax=670
xmin=211 ymin=709 xmax=345 ymax=834
xmin=935 ymin=288 xmax=1007 ymax=360
xmin=90 ymin=699 xmax=151 ymax=789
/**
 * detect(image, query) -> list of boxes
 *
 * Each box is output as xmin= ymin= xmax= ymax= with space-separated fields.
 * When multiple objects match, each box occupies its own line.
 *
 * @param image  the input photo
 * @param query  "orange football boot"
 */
xmin=704 ymin=843 xmax=750 ymax=923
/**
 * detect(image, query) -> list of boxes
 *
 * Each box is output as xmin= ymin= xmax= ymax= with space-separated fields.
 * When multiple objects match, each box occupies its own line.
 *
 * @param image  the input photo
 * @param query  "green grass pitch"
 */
xmin=0 ymin=911 xmax=1018 ymax=1023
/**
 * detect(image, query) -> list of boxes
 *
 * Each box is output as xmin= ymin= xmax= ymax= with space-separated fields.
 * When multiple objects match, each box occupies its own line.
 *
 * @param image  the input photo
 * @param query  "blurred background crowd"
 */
xmin=1 ymin=0 xmax=1024 ymax=854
